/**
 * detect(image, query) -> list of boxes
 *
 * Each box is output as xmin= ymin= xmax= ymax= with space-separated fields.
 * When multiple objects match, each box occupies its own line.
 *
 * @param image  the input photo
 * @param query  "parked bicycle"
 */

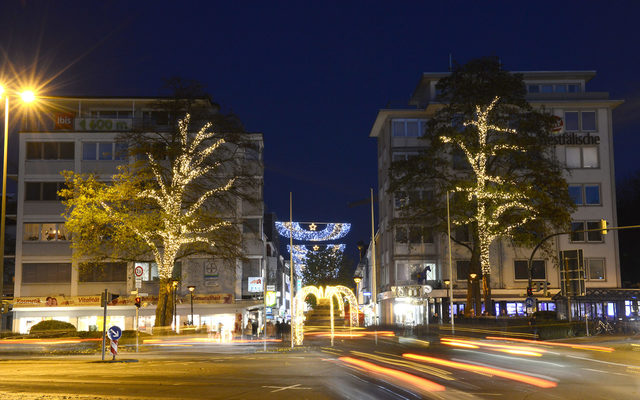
xmin=594 ymin=319 xmax=614 ymax=335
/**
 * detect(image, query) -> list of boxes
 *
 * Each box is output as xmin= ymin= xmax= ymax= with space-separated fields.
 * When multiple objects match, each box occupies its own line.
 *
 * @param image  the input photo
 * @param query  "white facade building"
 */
xmin=369 ymin=71 xmax=624 ymax=325
xmin=12 ymin=97 xmax=265 ymax=335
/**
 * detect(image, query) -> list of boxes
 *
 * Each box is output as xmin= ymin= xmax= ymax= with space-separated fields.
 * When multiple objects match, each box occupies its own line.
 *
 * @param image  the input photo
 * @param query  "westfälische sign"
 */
xmin=549 ymin=132 xmax=600 ymax=146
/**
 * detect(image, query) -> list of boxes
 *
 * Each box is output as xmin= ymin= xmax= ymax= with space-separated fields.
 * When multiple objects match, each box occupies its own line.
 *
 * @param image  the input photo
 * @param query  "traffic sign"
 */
xmin=525 ymin=297 xmax=535 ymax=308
xmin=134 ymin=265 xmax=144 ymax=277
xmin=107 ymin=325 xmax=122 ymax=340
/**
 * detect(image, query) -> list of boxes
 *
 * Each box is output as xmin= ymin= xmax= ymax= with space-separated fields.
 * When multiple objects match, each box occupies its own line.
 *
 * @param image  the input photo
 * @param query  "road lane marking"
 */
xmin=262 ymin=384 xmax=312 ymax=392
xmin=568 ymin=354 xmax=640 ymax=369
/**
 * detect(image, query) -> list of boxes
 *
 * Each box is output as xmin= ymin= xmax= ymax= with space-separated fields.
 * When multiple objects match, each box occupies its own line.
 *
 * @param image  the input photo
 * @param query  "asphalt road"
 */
xmin=0 ymin=333 xmax=639 ymax=399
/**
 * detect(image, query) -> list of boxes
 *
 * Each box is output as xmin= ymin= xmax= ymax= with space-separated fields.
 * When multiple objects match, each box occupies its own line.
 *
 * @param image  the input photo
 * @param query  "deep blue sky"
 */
xmin=1 ymin=1 xmax=639 ymax=262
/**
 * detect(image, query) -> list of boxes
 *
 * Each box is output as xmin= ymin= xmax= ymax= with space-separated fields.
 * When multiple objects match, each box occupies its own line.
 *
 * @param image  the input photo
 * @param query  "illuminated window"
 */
xmin=566 ymin=147 xmax=599 ymax=168
xmin=23 ymin=223 xmax=69 ymax=241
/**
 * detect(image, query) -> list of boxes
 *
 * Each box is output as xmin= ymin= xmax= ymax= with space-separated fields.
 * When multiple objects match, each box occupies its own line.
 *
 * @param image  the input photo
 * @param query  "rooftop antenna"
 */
xmin=448 ymin=53 xmax=453 ymax=71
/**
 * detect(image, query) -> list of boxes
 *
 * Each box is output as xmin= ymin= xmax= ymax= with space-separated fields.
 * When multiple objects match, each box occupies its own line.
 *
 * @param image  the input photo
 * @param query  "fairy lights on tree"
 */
xmin=62 ymin=112 xmax=251 ymax=327
xmin=390 ymin=57 xmax=574 ymax=315
xmin=442 ymin=97 xmax=538 ymax=303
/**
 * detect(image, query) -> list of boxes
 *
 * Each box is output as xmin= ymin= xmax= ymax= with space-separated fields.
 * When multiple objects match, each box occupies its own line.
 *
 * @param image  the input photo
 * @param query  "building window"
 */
xmin=514 ymin=260 xmax=546 ymax=280
xmin=566 ymin=146 xmax=598 ymax=169
xmin=79 ymin=262 xmax=127 ymax=282
xmin=23 ymin=223 xmax=69 ymax=241
xmin=564 ymin=111 xmax=597 ymax=132
xmin=22 ymin=263 xmax=72 ymax=283
xmin=452 ymin=148 xmax=471 ymax=170
xmin=568 ymin=184 xmax=601 ymax=206
xmin=395 ymin=225 xmax=433 ymax=244
xmin=395 ymin=226 xmax=408 ymax=243
xmin=392 ymin=119 xmax=427 ymax=137
xmin=456 ymin=260 xmax=470 ymax=281
xmin=454 ymin=224 xmax=471 ymax=242
xmin=82 ymin=142 xmax=128 ymax=161
xmin=570 ymin=221 xmax=603 ymax=243
xmin=527 ymin=84 xmax=580 ymax=94
xmin=89 ymin=110 xmax=132 ymax=119
xmin=24 ymin=182 xmax=67 ymax=201
xmin=243 ymin=218 xmax=261 ymax=236
xmin=586 ymin=258 xmax=605 ymax=280
xmin=134 ymin=262 xmax=159 ymax=281
xmin=26 ymin=142 xmax=74 ymax=160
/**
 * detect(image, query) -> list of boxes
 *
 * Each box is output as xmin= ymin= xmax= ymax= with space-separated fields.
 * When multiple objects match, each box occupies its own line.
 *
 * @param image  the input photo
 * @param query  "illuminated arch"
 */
xmin=293 ymin=285 xmax=359 ymax=346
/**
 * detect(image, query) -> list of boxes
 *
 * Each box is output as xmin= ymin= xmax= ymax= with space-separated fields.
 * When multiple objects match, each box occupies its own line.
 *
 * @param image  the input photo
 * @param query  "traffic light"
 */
xmin=600 ymin=219 xmax=608 ymax=235
xmin=135 ymin=297 xmax=141 ymax=308
xmin=526 ymin=286 xmax=533 ymax=297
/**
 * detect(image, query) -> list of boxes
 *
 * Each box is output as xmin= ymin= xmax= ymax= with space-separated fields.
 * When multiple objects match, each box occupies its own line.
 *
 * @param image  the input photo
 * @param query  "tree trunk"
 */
xmin=482 ymin=273 xmax=492 ymax=315
xmin=466 ymin=245 xmax=482 ymax=317
xmin=154 ymin=279 xmax=174 ymax=332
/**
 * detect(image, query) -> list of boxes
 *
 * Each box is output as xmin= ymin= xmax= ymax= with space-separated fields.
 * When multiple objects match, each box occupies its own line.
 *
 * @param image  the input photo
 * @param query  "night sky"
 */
xmin=1 ymin=1 xmax=639 ymax=263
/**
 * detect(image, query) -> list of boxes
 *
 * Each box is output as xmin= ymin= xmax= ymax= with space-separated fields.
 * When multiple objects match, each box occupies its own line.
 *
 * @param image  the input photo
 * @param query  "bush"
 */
xmin=30 ymin=320 xmax=77 ymax=335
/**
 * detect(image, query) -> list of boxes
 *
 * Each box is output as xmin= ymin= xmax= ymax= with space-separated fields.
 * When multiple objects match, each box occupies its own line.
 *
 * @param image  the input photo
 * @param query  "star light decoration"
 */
xmin=101 ymin=114 xmax=235 ymax=280
xmin=287 ymin=244 xmax=346 ymax=269
xmin=442 ymin=97 xmax=537 ymax=275
xmin=275 ymin=222 xmax=351 ymax=241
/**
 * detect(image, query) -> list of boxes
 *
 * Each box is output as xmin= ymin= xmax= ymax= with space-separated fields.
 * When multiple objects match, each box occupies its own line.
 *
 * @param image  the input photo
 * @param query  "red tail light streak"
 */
xmin=403 ymin=353 xmax=557 ymax=388
xmin=339 ymin=356 xmax=446 ymax=392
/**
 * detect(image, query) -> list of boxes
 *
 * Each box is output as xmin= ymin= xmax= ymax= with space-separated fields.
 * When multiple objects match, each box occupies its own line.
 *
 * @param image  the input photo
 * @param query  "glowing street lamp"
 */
xmin=0 ymin=86 xmax=37 ymax=311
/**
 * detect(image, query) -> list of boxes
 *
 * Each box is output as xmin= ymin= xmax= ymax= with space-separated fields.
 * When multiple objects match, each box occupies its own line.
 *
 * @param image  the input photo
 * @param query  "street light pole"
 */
xmin=0 ymin=94 xmax=9 ymax=310
xmin=0 ymin=88 xmax=36 ymax=321
xmin=188 ymin=286 xmax=195 ymax=326
xmin=446 ymin=191 xmax=454 ymax=333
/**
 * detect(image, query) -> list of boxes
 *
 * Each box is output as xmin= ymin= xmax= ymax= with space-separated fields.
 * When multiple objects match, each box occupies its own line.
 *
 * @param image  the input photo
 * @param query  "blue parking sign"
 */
xmin=107 ymin=325 xmax=122 ymax=340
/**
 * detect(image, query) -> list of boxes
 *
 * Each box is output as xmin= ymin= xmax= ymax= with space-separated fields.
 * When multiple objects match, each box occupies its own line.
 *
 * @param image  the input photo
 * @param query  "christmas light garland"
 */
xmin=275 ymin=222 xmax=351 ymax=241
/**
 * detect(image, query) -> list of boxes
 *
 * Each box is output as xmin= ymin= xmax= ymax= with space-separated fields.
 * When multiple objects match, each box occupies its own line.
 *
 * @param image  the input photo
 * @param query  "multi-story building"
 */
xmin=11 ymin=96 xmax=265 ymax=335
xmin=369 ymin=70 xmax=628 ymax=325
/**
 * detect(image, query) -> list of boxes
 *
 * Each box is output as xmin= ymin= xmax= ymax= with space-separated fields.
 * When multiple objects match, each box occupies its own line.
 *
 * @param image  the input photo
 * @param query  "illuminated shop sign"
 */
xmin=75 ymin=118 xmax=132 ymax=131
xmin=549 ymin=133 xmax=600 ymax=146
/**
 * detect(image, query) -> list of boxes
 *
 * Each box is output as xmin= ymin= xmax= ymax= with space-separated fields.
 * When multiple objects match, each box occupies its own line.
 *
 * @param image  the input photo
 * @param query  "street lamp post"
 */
xmin=0 ymin=87 xmax=36 ymax=321
xmin=171 ymin=279 xmax=179 ymax=331
xmin=469 ymin=273 xmax=478 ymax=316
xmin=187 ymin=285 xmax=195 ymax=326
